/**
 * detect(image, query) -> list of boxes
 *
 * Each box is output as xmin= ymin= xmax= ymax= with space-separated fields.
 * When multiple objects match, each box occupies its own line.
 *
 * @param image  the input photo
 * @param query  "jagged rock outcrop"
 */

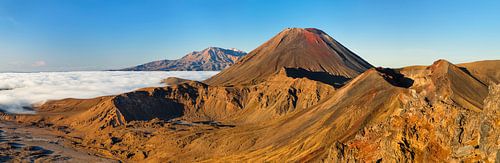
xmin=120 ymin=47 xmax=247 ymax=71
xmin=323 ymin=60 xmax=498 ymax=162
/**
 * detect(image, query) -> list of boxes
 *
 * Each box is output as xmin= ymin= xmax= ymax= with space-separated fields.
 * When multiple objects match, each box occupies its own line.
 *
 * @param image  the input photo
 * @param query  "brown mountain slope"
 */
xmin=457 ymin=60 xmax=500 ymax=85
xmin=204 ymin=28 xmax=373 ymax=86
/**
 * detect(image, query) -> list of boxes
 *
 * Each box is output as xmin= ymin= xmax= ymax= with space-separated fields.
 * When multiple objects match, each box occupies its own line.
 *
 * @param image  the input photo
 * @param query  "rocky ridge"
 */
xmin=120 ymin=47 xmax=247 ymax=71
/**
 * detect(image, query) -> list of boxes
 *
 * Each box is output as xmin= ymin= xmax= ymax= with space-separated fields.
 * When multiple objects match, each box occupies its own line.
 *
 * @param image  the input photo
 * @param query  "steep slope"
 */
xmin=458 ymin=60 xmax=500 ymax=85
xmin=120 ymin=47 xmax=247 ymax=71
xmin=401 ymin=60 xmax=489 ymax=111
xmin=205 ymin=28 xmax=373 ymax=86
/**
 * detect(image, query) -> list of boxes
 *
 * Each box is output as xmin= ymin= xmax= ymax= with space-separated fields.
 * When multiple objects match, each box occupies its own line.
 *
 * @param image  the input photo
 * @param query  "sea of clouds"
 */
xmin=0 ymin=71 xmax=219 ymax=114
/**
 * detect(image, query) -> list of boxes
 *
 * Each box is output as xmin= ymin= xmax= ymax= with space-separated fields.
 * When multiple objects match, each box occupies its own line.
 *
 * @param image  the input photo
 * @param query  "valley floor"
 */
xmin=0 ymin=121 xmax=114 ymax=162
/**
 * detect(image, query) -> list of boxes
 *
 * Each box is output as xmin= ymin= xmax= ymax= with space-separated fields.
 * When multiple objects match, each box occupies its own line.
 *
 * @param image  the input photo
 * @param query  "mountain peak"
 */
xmin=429 ymin=59 xmax=457 ymax=73
xmin=205 ymin=47 xmax=223 ymax=51
xmin=279 ymin=27 xmax=329 ymax=37
xmin=120 ymin=47 xmax=247 ymax=71
xmin=277 ymin=28 xmax=328 ymax=45
xmin=196 ymin=47 xmax=246 ymax=57
xmin=229 ymin=48 xmax=244 ymax=53
xmin=205 ymin=28 xmax=373 ymax=86
xmin=281 ymin=27 xmax=326 ymax=34
xmin=432 ymin=59 xmax=452 ymax=65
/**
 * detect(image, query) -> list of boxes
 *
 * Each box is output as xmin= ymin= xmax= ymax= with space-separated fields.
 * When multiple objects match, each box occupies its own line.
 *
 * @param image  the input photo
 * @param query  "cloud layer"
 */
xmin=0 ymin=71 xmax=218 ymax=114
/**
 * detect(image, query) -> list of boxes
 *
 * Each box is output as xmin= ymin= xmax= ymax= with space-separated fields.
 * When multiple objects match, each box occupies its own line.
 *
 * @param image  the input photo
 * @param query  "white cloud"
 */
xmin=0 ymin=71 xmax=219 ymax=114
xmin=32 ymin=60 xmax=47 ymax=67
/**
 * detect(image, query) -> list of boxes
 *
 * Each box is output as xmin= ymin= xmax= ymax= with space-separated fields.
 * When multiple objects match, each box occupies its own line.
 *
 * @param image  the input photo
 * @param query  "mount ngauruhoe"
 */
xmin=205 ymin=28 xmax=372 ymax=86
xmin=1 ymin=28 xmax=498 ymax=162
xmin=120 ymin=47 xmax=247 ymax=71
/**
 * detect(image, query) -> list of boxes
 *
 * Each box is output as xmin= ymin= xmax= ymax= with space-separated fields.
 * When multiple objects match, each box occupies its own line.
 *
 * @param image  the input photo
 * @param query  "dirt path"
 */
xmin=0 ymin=121 xmax=116 ymax=162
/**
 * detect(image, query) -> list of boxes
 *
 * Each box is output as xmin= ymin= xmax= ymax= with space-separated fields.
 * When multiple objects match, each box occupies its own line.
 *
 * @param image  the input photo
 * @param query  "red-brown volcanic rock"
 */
xmin=204 ymin=28 xmax=373 ymax=86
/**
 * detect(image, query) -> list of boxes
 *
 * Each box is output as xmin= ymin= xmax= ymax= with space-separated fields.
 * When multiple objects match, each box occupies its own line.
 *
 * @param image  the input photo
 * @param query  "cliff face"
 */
xmin=2 ymin=28 xmax=498 ymax=162
xmin=120 ymin=47 xmax=247 ymax=71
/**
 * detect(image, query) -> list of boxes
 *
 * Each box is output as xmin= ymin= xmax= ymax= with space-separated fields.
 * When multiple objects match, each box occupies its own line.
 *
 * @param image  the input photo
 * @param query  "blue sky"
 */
xmin=0 ymin=0 xmax=499 ymax=72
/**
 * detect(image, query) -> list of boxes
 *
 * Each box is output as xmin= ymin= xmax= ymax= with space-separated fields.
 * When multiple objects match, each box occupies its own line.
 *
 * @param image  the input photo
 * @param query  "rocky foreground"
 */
xmin=1 ymin=28 xmax=498 ymax=162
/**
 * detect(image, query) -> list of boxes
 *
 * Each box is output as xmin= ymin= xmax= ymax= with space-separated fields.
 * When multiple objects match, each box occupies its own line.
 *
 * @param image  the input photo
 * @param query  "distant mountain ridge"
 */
xmin=120 ymin=47 xmax=247 ymax=71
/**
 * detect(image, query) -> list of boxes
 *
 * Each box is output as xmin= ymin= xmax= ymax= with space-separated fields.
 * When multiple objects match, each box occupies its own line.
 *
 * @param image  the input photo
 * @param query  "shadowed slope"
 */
xmin=283 ymin=67 xmax=350 ymax=88
xmin=457 ymin=60 xmax=500 ymax=85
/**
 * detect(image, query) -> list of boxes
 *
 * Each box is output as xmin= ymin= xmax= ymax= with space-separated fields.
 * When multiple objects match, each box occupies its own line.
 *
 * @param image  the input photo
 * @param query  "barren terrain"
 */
xmin=0 ymin=28 xmax=498 ymax=162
